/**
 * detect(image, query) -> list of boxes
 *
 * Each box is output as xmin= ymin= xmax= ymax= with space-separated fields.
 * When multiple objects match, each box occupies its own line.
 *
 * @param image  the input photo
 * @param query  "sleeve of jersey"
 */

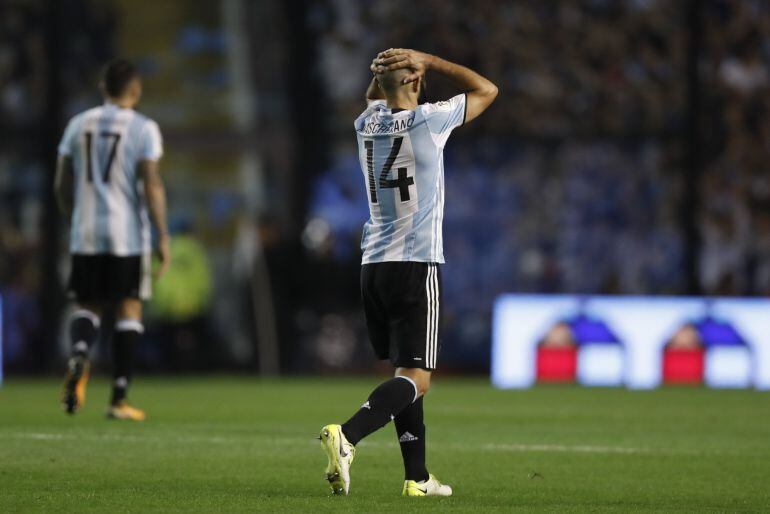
xmin=421 ymin=94 xmax=467 ymax=146
xmin=57 ymin=118 xmax=78 ymax=156
xmin=140 ymin=121 xmax=164 ymax=161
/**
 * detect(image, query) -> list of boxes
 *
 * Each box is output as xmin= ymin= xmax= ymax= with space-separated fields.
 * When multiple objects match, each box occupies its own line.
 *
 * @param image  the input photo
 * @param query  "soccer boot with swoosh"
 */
xmin=61 ymin=355 xmax=90 ymax=414
xmin=319 ymin=424 xmax=356 ymax=495
xmin=402 ymin=473 xmax=453 ymax=497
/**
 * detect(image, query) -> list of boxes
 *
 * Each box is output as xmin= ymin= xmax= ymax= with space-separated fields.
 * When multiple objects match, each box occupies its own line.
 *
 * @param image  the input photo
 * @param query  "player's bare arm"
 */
xmin=373 ymin=48 xmax=498 ymax=123
xmin=139 ymin=159 xmax=170 ymax=280
xmin=54 ymin=155 xmax=75 ymax=218
xmin=365 ymin=75 xmax=386 ymax=102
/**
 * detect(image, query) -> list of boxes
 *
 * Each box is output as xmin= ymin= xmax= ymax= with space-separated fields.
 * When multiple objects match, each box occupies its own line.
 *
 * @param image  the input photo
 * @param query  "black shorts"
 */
xmin=361 ymin=262 xmax=442 ymax=370
xmin=68 ymin=253 xmax=151 ymax=303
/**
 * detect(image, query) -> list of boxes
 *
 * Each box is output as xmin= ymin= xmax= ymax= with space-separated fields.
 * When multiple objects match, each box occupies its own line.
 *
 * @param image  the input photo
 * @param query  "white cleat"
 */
xmin=402 ymin=473 xmax=453 ymax=497
xmin=319 ymin=424 xmax=356 ymax=495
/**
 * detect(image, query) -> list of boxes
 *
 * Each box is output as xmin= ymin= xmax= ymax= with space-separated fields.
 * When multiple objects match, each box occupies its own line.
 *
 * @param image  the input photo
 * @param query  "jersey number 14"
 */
xmin=365 ymin=137 xmax=414 ymax=204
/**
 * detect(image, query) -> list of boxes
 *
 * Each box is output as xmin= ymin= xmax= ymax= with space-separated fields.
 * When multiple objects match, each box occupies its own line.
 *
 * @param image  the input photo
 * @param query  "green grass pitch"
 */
xmin=1 ymin=376 xmax=769 ymax=513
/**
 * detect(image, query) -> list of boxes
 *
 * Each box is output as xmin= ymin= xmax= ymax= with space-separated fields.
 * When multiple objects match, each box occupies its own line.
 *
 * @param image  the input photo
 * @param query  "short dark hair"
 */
xmin=101 ymin=58 xmax=139 ymax=97
xmin=378 ymin=67 xmax=426 ymax=98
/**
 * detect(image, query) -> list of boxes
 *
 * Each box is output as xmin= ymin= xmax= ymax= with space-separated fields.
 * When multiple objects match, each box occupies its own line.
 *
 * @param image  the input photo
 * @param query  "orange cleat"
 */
xmin=106 ymin=401 xmax=146 ymax=421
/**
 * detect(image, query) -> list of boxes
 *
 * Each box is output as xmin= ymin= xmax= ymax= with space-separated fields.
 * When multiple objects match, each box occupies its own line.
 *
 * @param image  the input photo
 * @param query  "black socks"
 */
xmin=341 ymin=376 xmax=417 ymax=446
xmin=69 ymin=310 xmax=100 ymax=357
xmin=340 ymin=375 xmax=430 ymax=482
xmin=111 ymin=319 xmax=143 ymax=405
xmin=68 ymin=310 xmax=143 ymax=406
xmin=394 ymin=396 xmax=429 ymax=482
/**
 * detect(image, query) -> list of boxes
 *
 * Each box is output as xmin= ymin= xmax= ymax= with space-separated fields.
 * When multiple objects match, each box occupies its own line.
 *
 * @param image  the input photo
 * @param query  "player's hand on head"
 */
xmin=374 ymin=48 xmax=431 ymax=84
xmin=154 ymin=234 xmax=171 ymax=281
xmin=371 ymin=48 xmax=396 ymax=74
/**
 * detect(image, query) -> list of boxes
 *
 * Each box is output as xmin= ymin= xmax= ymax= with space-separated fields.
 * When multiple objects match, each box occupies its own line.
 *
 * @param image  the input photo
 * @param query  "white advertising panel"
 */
xmin=491 ymin=295 xmax=770 ymax=390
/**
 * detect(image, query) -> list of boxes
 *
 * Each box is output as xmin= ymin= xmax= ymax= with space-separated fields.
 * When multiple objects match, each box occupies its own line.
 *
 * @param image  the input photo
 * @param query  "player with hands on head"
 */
xmin=319 ymin=49 xmax=497 ymax=497
xmin=370 ymin=48 xmax=498 ymax=122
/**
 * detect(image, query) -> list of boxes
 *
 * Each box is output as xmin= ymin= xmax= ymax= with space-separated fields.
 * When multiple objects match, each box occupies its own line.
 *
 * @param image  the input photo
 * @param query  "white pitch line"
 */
xmin=22 ymin=433 xmax=69 ymax=441
xmin=8 ymin=432 xmax=305 ymax=446
xmin=479 ymin=443 xmax=648 ymax=454
xmin=8 ymin=432 xmax=650 ymax=455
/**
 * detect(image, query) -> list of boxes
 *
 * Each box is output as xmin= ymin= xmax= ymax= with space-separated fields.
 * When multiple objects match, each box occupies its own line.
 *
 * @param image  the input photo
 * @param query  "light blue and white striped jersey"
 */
xmin=58 ymin=103 xmax=163 ymax=256
xmin=355 ymin=94 xmax=466 ymax=264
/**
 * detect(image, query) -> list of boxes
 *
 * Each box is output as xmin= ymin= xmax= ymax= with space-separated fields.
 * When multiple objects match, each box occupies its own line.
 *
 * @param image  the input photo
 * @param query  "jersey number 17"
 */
xmin=84 ymin=131 xmax=122 ymax=183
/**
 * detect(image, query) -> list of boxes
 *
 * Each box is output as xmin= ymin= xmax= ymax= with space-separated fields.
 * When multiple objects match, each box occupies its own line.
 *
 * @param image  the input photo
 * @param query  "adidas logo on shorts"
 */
xmin=361 ymin=401 xmax=371 ymax=410
xmin=399 ymin=431 xmax=419 ymax=443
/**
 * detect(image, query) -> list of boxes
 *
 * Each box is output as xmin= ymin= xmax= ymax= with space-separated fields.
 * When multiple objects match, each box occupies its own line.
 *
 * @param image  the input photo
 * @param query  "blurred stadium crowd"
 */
xmin=700 ymin=0 xmax=770 ymax=296
xmin=1 ymin=0 xmax=116 ymax=368
xmin=1 ymin=0 xmax=770 ymax=372
xmin=307 ymin=0 xmax=770 ymax=366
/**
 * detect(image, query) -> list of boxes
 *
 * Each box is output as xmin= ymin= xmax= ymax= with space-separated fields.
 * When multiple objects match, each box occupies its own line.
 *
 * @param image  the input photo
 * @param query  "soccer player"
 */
xmin=55 ymin=59 xmax=169 ymax=421
xmin=319 ymin=48 xmax=497 ymax=496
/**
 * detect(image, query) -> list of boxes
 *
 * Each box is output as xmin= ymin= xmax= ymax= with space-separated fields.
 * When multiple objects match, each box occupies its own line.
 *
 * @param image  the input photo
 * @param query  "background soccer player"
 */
xmin=320 ymin=48 xmax=497 ymax=496
xmin=55 ymin=59 xmax=170 ymax=421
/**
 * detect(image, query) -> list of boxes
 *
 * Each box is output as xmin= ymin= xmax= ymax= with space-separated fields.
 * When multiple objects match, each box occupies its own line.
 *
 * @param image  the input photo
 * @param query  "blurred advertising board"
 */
xmin=491 ymin=295 xmax=770 ymax=390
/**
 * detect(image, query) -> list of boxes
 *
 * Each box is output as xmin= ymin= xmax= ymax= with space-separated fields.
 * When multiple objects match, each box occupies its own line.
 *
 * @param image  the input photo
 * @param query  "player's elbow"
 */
xmin=465 ymin=84 xmax=498 ymax=123
xmin=483 ymin=83 xmax=498 ymax=101
xmin=473 ymin=83 xmax=498 ymax=107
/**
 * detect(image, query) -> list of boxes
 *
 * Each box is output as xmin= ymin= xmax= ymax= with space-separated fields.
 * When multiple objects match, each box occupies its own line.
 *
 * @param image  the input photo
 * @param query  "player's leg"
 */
xmin=339 ymin=262 xmax=425 ymax=446
xmin=61 ymin=254 xmax=105 ymax=414
xmin=106 ymin=297 xmax=146 ymax=421
xmin=339 ymin=373 xmax=420 ymax=446
xmin=396 ymin=369 xmax=450 ymax=497
xmin=105 ymin=255 xmax=149 ymax=420
xmin=321 ymin=370 xmax=418 ymax=495
xmin=393 ymin=264 xmax=451 ymax=497
xmin=61 ymin=302 xmax=102 ymax=414
xmin=394 ymin=367 xmax=430 ymax=483
xmin=69 ymin=303 xmax=103 ymax=357
xmin=320 ymin=262 xmax=421 ymax=495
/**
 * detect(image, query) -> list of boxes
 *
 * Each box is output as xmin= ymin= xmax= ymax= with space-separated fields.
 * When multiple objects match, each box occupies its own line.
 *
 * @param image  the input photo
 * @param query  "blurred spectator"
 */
xmin=0 ymin=3 xmax=46 ymax=123
xmin=701 ymin=0 xmax=770 ymax=295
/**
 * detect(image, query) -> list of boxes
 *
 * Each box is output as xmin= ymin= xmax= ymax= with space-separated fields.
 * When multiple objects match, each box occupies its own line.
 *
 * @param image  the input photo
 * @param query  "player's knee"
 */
xmin=117 ymin=298 xmax=142 ymax=320
xmin=409 ymin=377 xmax=431 ymax=398
xmin=397 ymin=368 xmax=431 ymax=397
xmin=415 ymin=374 xmax=431 ymax=395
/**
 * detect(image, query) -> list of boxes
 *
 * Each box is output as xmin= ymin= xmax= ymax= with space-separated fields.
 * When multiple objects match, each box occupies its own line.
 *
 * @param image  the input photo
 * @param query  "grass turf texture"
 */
xmin=0 ymin=378 xmax=768 ymax=513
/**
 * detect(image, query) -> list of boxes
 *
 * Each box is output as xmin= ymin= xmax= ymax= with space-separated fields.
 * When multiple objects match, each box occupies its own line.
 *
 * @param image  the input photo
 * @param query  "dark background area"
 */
xmin=2 ymin=0 xmax=769 ymax=375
